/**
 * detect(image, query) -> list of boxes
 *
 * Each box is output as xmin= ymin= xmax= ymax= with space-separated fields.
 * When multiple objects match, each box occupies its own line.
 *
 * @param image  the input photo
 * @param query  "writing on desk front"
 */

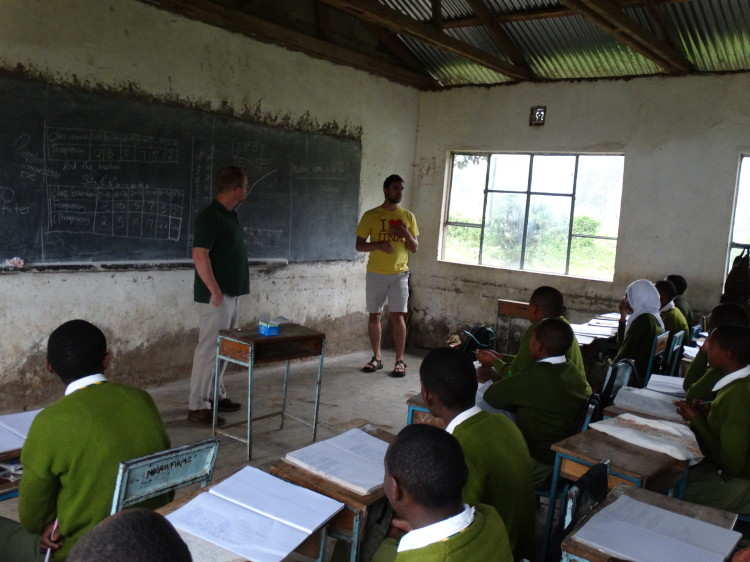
xmin=45 ymin=127 xmax=184 ymax=241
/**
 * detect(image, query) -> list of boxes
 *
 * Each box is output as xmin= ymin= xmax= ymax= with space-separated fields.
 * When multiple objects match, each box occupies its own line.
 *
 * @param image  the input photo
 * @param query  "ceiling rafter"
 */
xmin=318 ymin=0 xmax=533 ymax=81
xmin=464 ymin=0 xmax=533 ymax=76
xmin=443 ymin=0 xmax=691 ymax=27
xmin=560 ymin=0 xmax=692 ymax=73
xmin=141 ymin=0 xmax=437 ymax=89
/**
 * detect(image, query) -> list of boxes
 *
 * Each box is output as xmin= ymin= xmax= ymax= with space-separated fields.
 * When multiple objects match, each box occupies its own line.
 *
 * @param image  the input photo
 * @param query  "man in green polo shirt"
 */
xmin=188 ymin=166 xmax=249 ymax=425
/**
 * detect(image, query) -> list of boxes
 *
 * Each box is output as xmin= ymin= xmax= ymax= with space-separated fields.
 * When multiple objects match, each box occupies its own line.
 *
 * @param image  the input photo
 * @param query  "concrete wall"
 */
xmin=410 ymin=75 xmax=750 ymax=346
xmin=0 ymin=0 xmax=419 ymax=409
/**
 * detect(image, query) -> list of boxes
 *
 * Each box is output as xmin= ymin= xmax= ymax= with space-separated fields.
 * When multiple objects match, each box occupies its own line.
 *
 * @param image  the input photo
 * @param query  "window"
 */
xmin=442 ymin=152 xmax=624 ymax=281
xmin=729 ymin=156 xmax=750 ymax=269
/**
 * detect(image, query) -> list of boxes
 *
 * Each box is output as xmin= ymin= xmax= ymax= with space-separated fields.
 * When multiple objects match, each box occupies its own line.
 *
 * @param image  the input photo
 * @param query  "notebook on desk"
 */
xmin=284 ymin=428 xmax=388 ymax=495
xmin=0 ymin=409 xmax=42 ymax=454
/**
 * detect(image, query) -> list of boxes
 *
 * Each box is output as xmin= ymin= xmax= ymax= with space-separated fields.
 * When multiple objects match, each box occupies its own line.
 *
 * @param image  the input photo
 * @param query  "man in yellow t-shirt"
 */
xmin=356 ymin=174 xmax=419 ymax=377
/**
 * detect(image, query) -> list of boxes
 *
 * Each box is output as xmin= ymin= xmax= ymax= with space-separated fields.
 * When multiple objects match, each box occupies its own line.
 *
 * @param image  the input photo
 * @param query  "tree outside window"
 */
xmin=442 ymin=152 xmax=624 ymax=281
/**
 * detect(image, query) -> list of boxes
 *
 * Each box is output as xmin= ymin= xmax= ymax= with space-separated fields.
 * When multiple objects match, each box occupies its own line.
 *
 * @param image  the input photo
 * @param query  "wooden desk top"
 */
xmin=552 ymin=430 xmax=686 ymax=491
xmin=496 ymin=299 xmax=532 ymax=318
xmin=218 ymin=324 xmax=325 ymax=364
xmin=561 ymin=484 xmax=737 ymax=561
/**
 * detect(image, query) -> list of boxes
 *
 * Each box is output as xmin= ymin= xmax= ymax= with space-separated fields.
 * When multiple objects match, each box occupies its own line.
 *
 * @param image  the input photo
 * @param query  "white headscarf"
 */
xmin=625 ymin=279 xmax=665 ymax=334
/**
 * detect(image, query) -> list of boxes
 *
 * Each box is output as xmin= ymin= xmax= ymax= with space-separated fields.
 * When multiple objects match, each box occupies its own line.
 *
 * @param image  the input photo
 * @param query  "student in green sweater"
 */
xmin=419 ymin=347 xmax=535 ymax=560
xmin=655 ymin=279 xmax=690 ymax=342
xmin=0 ymin=320 xmax=172 ymax=561
xmin=372 ymin=424 xmax=513 ymax=562
xmin=683 ymin=303 xmax=750 ymax=403
xmin=587 ymin=279 xmax=665 ymax=388
xmin=484 ymin=318 xmax=591 ymax=488
xmin=675 ymin=324 xmax=750 ymax=513
xmin=477 ymin=285 xmax=584 ymax=379
xmin=666 ymin=274 xmax=696 ymax=329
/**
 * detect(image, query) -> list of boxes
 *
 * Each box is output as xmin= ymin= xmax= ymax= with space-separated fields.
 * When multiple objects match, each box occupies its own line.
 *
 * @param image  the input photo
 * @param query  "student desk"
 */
xmin=0 ymin=448 xmax=21 ymax=501
xmin=495 ymin=299 xmax=532 ymax=353
xmin=405 ymin=393 xmax=445 ymax=428
xmin=561 ymin=484 xmax=737 ymax=562
xmin=214 ymin=324 xmax=326 ymax=460
xmin=270 ymin=424 xmax=395 ymax=562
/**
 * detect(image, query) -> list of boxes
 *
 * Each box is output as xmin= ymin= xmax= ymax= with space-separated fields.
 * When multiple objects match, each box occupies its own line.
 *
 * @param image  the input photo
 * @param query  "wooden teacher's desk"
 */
xmin=561 ymin=484 xmax=737 ymax=562
xmin=214 ymin=324 xmax=326 ymax=460
xmin=270 ymin=424 xmax=395 ymax=562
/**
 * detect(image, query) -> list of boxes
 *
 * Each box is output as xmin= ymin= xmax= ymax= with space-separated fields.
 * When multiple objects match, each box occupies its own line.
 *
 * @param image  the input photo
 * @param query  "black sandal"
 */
xmin=362 ymin=356 xmax=383 ymax=373
xmin=390 ymin=360 xmax=407 ymax=378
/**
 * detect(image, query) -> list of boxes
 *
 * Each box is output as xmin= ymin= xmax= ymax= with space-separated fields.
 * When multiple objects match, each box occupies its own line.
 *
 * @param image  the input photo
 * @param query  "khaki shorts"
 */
xmin=366 ymin=271 xmax=409 ymax=314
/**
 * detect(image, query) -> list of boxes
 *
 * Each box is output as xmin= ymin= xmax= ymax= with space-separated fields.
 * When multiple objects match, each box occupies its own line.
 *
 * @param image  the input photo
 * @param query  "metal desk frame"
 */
xmin=212 ymin=324 xmax=326 ymax=460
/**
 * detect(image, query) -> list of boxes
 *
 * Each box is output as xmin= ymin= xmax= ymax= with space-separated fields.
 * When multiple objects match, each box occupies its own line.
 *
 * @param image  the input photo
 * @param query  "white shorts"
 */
xmin=366 ymin=271 xmax=409 ymax=314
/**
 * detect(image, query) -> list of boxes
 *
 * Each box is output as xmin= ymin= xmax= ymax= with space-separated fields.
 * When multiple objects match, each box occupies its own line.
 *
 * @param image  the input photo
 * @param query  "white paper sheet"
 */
xmin=0 ymin=409 xmax=42 ymax=454
xmin=209 ymin=466 xmax=342 ymax=534
xmin=613 ymin=387 xmax=684 ymax=421
xmin=646 ymin=375 xmax=687 ymax=398
xmin=572 ymin=495 xmax=741 ymax=562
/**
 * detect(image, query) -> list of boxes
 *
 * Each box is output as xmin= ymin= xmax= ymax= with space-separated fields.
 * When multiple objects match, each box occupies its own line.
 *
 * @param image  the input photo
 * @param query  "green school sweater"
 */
xmin=375 ymin=504 xmax=513 ymax=562
xmin=661 ymin=306 xmax=689 ymax=343
xmin=674 ymin=294 xmax=696 ymax=329
xmin=452 ymin=411 xmax=535 ymax=560
xmin=614 ymin=314 xmax=664 ymax=387
xmin=494 ymin=316 xmax=585 ymax=378
xmin=19 ymin=382 xmax=172 ymax=560
xmin=689 ymin=375 xmax=750 ymax=480
xmin=683 ymin=352 xmax=723 ymax=403
xmin=484 ymin=361 xmax=591 ymax=465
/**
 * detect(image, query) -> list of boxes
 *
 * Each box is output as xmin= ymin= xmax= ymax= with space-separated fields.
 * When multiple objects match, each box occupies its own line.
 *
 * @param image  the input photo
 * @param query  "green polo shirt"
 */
xmin=193 ymin=200 xmax=249 ymax=303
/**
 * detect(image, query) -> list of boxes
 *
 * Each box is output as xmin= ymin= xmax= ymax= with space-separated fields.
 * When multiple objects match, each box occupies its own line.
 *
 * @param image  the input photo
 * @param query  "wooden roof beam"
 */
xmin=560 ymin=0 xmax=692 ymax=73
xmin=139 ymin=0 xmax=437 ymax=89
xmin=319 ymin=0 xmax=533 ymax=81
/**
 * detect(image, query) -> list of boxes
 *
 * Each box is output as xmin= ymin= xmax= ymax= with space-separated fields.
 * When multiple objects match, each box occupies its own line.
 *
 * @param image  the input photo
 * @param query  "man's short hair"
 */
xmin=420 ymin=347 xmax=477 ymax=411
xmin=708 ymin=303 xmax=750 ymax=329
xmin=383 ymin=174 xmax=403 ymax=189
xmin=217 ymin=165 xmax=246 ymax=193
xmin=47 ymin=320 xmax=107 ymax=384
xmin=665 ymin=274 xmax=688 ymax=295
xmin=68 ymin=508 xmax=191 ymax=562
xmin=655 ymin=279 xmax=677 ymax=302
xmin=533 ymin=317 xmax=574 ymax=357
xmin=530 ymin=286 xmax=564 ymax=317
xmin=386 ymin=424 xmax=467 ymax=510
xmin=711 ymin=324 xmax=750 ymax=365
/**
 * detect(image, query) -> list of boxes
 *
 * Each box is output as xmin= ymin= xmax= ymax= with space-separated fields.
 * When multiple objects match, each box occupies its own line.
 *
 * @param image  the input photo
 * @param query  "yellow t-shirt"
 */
xmin=356 ymin=206 xmax=419 ymax=274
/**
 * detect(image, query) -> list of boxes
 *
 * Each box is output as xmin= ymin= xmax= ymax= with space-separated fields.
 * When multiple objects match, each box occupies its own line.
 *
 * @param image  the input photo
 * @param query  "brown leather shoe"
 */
xmin=187 ymin=409 xmax=225 ymax=426
xmin=210 ymin=398 xmax=242 ymax=412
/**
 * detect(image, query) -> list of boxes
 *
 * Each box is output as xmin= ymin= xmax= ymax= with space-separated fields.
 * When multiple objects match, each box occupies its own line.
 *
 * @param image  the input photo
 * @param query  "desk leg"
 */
xmin=312 ymin=339 xmax=326 ymax=442
xmin=542 ymin=452 xmax=563 ymax=561
xmin=350 ymin=510 xmax=361 ymax=562
xmin=246 ymin=347 xmax=255 ymax=461
xmin=280 ymin=359 xmax=291 ymax=430
xmin=212 ymin=339 xmax=221 ymax=435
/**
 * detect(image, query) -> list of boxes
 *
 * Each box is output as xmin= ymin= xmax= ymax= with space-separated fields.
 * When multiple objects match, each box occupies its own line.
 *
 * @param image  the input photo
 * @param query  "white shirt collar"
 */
xmin=538 ymin=355 xmax=566 ymax=364
xmin=397 ymin=505 xmax=475 ymax=552
xmin=65 ymin=373 xmax=108 ymax=396
xmin=712 ymin=365 xmax=750 ymax=392
xmin=660 ymin=301 xmax=675 ymax=313
xmin=445 ymin=405 xmax=482 ymax=435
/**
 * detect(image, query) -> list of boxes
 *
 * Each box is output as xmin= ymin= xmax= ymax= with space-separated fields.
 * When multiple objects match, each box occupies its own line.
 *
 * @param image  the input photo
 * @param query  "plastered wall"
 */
xmin=409 ymin=74 xmax=750 ymax=346
xmin=0 ymin=0 xmax=419 ymax=409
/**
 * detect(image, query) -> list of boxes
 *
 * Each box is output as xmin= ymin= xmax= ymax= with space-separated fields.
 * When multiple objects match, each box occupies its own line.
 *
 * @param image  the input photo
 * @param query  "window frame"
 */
xmin=728 ymin=154 xmax=750 ymax=272
xmin=441 ymin=151 xmax=622 ymax=279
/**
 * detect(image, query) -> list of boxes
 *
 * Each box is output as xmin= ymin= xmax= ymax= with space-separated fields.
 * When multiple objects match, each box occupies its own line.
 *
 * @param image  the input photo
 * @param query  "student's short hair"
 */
xmin=383 ymin=174 xmax=404 ymax=189
xmin=68 ymin=508 xmax=191 ymax=562
xmin=419 ymin=347 xmax=477 ymax=411
xmin=533 ymin=317 xmax=574 ymax=357
xmin=530 ymin=286 xmax=564 ymax=317
xmin=665 ymin=274 xmax=688 ymax=295
xmin=708 ymin=303 xmax=750 ymax=330
xmin=710 ymin=325 xmax=750 ymax=365
xmin=386 ymin=424 xmax=467 ymax=510
xmin=216 ymin=165 xmax=246 ymax=193
xmin=47 ymin=320 xmax=107 ymax=384
xmin=655 ymin=279 xmax=677 ymax=302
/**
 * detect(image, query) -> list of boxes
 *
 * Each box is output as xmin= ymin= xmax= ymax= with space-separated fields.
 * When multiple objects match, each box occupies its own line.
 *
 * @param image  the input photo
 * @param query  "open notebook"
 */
xmin=284 ymin=428 xmax=389 ymax=495
xmin=0 ymin=409 xmax=42 ymax=454
xmin=166 ymin=466 xmax=344 ymax=562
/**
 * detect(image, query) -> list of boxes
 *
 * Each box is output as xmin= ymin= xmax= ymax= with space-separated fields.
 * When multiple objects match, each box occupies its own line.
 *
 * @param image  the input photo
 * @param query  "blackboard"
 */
xmin=0 ymin=74 xmax=361 ymax=265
